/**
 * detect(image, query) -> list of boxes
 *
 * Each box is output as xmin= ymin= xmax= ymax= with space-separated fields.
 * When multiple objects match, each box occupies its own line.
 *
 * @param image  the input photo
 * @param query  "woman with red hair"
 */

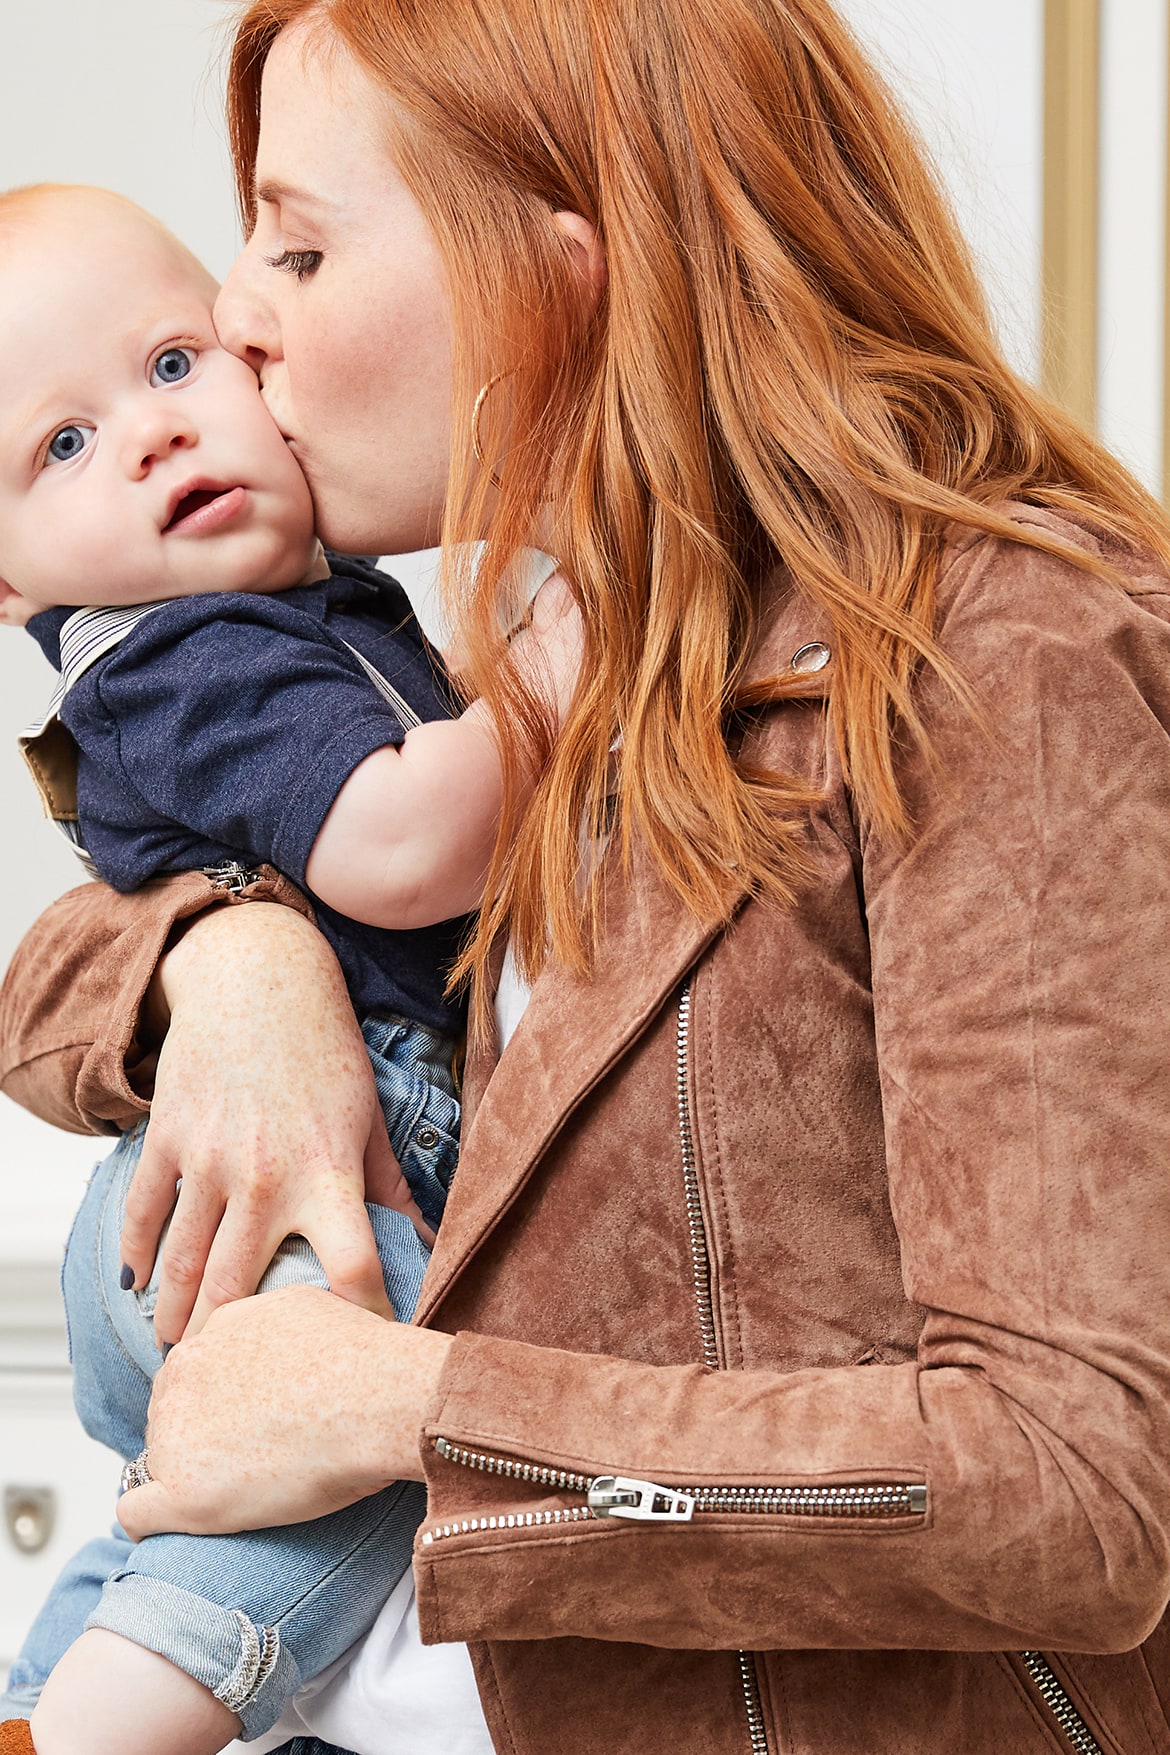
xmin=5 ymin=1 xmax=1170 ymax=1750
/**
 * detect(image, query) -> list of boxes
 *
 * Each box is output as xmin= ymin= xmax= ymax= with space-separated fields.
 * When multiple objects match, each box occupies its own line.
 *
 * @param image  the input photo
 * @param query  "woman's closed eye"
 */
xmin=265 ymin=247 xmax=324 ymax=282
xmin=42 ymin=422 xmax=96 ymax=467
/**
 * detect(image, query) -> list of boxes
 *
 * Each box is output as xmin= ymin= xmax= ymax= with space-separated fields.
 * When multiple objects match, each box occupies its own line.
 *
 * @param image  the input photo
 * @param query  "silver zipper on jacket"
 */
xmin=676 ymin=984 xmax=720 ymax=1372
xmin=1017 ymin=1651 xmax=1104 ymax=1755
xmin=422 ymin=1441 xmax=697 ymax=1542
xmin=679 ymin=1481 xmax=926 ymax=1516
xmin=738 ymin=1652 xmax=770 ymax=1755
xmin=678 ymin=980 xmax=770 ymax=1754
xmin=422 ymin=1436 xmax=927 ymax=1543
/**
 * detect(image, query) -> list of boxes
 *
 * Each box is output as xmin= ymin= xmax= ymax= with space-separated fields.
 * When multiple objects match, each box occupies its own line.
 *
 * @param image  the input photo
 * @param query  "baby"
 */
xmin=0 ymin=184 xmax=574 ymax=1754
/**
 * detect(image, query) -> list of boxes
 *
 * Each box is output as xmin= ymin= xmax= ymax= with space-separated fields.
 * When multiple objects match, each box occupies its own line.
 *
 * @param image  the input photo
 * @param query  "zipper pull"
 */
xmin=588 ymin=1476 xmax=695 ymax=1522
xmin=201 ymin=860 xmax=263 ymax=895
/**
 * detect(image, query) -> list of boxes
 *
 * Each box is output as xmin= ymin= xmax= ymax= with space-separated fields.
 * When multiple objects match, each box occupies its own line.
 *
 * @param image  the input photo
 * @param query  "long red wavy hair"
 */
xmin=227 ymin=0 xmax=1170 ymax=1011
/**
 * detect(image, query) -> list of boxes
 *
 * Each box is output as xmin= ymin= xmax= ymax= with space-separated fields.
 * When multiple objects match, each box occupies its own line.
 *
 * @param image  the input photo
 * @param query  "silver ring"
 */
xmin=120 ymin=1448 xmax=153 ymax=1494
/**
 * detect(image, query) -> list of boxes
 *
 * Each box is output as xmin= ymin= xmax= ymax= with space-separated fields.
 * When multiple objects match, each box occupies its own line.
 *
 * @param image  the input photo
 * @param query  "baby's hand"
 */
xmin=511 ymin=571 xmax=585 ymax=726
xmin=364 ymin=1152 xmax=436 ymax=1250
xmin=0 ymin=589 xmax=38 ymax=627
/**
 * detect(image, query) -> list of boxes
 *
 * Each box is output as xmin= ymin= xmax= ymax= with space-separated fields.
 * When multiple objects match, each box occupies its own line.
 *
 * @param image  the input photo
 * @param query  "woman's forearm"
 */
xmin=119 ymin=894 xmax=416 ymax=1342
xmin=149 ymin=890 xmax=339 ymax=1034
xmin=0 ymin=869 xmax=312 ymax=1134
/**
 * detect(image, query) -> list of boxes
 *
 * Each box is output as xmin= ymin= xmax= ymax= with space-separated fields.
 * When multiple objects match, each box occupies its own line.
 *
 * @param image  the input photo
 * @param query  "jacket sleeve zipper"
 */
xmin=421 ymin=1435 xmax=927 ymax=1544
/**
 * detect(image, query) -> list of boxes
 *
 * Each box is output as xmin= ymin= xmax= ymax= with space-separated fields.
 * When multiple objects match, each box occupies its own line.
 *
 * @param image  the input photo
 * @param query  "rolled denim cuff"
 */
xmin=84 ymin=1575 xmax=301 ymax=1741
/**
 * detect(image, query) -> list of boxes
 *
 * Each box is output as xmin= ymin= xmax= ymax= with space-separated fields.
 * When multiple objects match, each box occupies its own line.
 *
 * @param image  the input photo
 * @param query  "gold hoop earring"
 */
xmin=471 ymin=371 xmax=510 ymax=489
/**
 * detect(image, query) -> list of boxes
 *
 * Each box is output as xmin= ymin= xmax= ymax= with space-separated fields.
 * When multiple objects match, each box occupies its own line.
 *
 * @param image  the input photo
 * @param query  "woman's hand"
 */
xmin=117 ymin=1285 xmax=454 ymax=1538
xmin=119 ymin=903 xmax=430 ymax=1346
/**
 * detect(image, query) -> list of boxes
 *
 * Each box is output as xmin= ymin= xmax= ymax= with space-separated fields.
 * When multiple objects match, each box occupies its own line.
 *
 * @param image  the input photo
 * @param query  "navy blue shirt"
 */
xmin=27 ymin=556 xmax=469 ymax=1035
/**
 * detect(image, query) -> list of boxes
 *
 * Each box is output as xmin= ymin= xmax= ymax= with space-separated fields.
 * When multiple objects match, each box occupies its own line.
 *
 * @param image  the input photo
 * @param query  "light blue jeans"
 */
xmin=1 ymin=1014 xmax=458 ymax=1742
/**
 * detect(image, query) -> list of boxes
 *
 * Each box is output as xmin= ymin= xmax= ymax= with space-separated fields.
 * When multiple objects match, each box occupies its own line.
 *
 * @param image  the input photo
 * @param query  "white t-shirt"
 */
xmin=238 ymin=949 xmax=534 ymax=1755
xmin=240 ymin=1573 xmax=491 ymax=1755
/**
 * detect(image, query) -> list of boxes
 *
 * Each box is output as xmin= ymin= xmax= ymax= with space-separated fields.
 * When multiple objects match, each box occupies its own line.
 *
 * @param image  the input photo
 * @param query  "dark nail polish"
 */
xmin=119 ymin=1263 xmax=135 ymax=1291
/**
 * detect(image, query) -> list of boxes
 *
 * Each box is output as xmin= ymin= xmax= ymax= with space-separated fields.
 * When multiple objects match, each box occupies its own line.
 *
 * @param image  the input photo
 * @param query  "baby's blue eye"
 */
xmin=150 ymin=347 xmax=195 ymax=386
xmin=46 ymin=424 xmax=95 ymax=465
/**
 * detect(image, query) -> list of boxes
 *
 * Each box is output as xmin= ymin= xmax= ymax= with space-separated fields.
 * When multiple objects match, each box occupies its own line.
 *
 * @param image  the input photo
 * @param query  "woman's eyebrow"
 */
xmin=255 ymin=179 xmax=323 ymax=211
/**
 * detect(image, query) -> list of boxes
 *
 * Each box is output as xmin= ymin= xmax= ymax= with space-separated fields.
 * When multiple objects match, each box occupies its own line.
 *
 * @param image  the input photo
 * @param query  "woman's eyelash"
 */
xmin=265 ymin=248 xmax=323 ymax=281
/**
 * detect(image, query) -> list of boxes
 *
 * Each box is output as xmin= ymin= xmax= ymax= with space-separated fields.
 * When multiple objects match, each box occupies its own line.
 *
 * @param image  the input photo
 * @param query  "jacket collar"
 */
xmin=740 ymin=566 xmax=835 ymax=696
xmin=417 ymin=833 xmax=729 ymax=1322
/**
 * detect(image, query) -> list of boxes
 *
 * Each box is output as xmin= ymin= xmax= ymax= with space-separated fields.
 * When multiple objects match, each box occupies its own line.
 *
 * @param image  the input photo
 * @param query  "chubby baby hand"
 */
xmin=363 ymin=1135 xmax=437 ymax=1250
xmin=511 ymin=570 xmax=585 ymax=725
xmin=0 ymin=584 xmax=39 ymax=627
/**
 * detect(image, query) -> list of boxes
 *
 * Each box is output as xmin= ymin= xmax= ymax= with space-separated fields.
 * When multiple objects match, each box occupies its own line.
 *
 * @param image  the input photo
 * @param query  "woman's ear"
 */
xmin=553 ymin=210 xmax=607 ymax=310
xmin=0 ymin=580 xmax=37 ymax=627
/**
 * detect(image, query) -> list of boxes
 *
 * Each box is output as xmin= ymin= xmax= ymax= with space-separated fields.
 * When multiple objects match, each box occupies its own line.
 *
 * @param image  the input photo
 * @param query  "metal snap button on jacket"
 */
xmin=791 ymin=641 xmax=831 ymax=673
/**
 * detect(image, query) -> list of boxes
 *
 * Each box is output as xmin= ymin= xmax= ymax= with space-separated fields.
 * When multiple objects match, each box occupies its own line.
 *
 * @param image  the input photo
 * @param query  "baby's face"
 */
xmin=0 ymin=192 xmax=317 ymax=613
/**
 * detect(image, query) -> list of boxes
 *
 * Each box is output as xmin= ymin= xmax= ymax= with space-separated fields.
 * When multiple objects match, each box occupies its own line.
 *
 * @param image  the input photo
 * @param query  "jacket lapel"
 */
xmin=416 ymin=575 xmax=835 ymax=1324
xmin=416 ymin=837 xmax=729 ymax=1323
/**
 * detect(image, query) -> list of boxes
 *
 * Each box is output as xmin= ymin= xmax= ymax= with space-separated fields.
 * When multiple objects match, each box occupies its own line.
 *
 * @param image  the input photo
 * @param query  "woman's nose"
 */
xmin=215 ymin=246 xmax=277 ymax=374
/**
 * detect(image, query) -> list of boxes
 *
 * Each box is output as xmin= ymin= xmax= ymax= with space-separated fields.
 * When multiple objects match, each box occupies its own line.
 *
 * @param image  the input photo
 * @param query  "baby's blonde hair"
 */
xmin=0 ymin=184 xmax=215 ymax=291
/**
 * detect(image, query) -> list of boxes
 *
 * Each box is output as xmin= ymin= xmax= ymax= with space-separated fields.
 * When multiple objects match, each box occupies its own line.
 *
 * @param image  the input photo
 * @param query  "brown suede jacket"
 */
xmin=3 ymin=508 xmax=1170 ymax=1754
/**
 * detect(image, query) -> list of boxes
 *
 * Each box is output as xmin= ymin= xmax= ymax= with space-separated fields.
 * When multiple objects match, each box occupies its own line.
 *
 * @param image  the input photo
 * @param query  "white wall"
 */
xmin=0 ymin=0 xmax=239 ymax=278
xmin=841 ymin=0 xmax=1169 ymax=494
xmin=1099 ymin=0 xmax=1169 ymax=492
xmin=838 ymin=0 xmax=1045 ymax=381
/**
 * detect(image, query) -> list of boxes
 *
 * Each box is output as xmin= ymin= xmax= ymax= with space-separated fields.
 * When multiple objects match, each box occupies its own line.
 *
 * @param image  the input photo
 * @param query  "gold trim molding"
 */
xmin=1042 ymin=0 xmax=1101 ymax=429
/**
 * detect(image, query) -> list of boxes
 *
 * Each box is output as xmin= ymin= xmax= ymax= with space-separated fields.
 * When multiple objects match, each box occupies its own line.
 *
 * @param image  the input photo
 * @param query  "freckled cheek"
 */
xmin=280 ymin=329 xmax=329 ymax=430
xmin=319 ymin=324 xmax=383 ymax=417
xmin=381 ymin=300 xmax=444 ymax=396
xmin=286 ymin=356 xmax=372 ymax=480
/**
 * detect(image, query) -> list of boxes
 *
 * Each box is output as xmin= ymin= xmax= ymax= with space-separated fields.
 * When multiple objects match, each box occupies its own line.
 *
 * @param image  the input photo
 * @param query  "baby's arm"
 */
xmin=305 ymin=574 xmax=582 ymax=929
xmin=304 ymin=702 xmax=502 ymax=927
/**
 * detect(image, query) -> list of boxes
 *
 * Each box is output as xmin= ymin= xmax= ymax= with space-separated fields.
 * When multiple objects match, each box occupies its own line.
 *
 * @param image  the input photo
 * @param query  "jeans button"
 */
xmin=415 ymin=1124 xmax=440 ymax=1150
